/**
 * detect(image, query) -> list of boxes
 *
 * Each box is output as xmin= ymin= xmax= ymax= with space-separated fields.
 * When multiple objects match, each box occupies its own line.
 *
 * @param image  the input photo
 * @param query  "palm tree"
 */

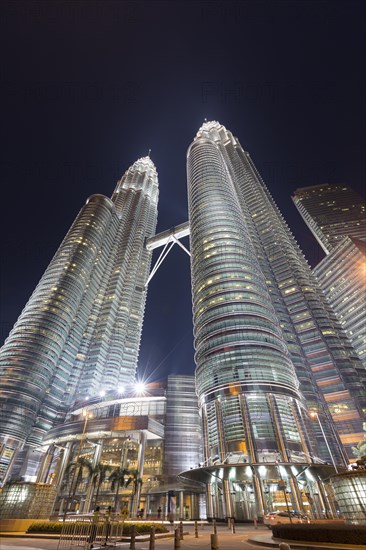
xmin=109 ymin=467 xmax=132 ymax=512
xmin=128 ymin=468 xmax=143 ymax=517
xmin=64 ymin=456 xmax=93 ymax=511
xmin=352 ymin=439 xmax=366 ymax=459
xmin=92 ymin=463 xmax=112 ymax=508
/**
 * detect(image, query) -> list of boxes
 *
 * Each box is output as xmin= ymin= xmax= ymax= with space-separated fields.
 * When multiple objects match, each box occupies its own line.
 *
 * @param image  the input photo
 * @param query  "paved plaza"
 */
xmin=1 ymin=524 xmax=269 ymax=550
xmin=2 ymin=523 xmax=366 ymax=550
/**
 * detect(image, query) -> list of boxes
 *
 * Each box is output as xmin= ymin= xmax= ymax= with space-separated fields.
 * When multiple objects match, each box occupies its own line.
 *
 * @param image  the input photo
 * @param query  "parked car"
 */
xmin=264 ymin=510 xmax=309 ymax=528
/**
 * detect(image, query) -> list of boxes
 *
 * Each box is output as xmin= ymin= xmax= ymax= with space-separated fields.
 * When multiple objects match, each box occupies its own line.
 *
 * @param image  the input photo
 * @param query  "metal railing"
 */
xmin=57 ymin=514 xmax=125 ymax=549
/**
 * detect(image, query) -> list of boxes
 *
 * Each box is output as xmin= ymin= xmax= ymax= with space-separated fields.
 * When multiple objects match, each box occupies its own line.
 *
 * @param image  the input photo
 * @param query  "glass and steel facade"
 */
xmin=330 ymin=470 xmax=366 ymax=524
xmin=0 ymin=157 xmax=158 ymax=484
xmin=313 ymin=237 xmax=366 ymax=371
xmin=183 ymin=121 xmax=366 ymax=520
xmin=292 ymin=184 xmax=366 ymax=372
xmin=21 ymin=377 xmax=203 ymax=519
xmin=292 ymin=184 xmax=366 ymax=254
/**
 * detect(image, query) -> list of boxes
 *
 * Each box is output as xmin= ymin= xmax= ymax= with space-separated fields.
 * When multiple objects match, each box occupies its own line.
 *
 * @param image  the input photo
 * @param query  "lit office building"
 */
xmin=292 ymin=184 xmax=366 ymax=254
xmin=313 ymin=237 xmax=366 ymax=370
xmin=182 ymin=122 xmax=366 ymax=520
xmin=0 ymin=157 xmax=158 ymax=485
xmin=292 ymin=185 xmax=366 ymax=371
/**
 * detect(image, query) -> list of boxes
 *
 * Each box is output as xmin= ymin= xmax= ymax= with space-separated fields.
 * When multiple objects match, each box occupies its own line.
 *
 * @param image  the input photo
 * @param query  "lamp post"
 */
xmin=310 ymin=411 xmax=338 ymax=473
xmin=76 ymin=409 xmax=93 ymax=463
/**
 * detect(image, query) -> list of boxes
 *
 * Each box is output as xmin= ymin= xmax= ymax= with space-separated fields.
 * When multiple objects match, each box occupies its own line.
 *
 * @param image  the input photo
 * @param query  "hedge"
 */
xmin=123 ymin=523 xmax=168 ymax=534
xmin=27 ymin=522 xmax=63 ymax=533
xmin=272 ymin=523 xmax=366 ymax=545
xmin=26 ymin=521 xmax=168 ymax=535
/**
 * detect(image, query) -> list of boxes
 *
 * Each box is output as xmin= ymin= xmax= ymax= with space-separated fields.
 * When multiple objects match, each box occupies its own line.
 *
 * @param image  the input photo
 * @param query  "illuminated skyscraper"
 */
xmin=293 ymin=184 xmax=366 ymax=369
xmin=312 ymin=237 xmax=366 ymax=370
xmin=0 ymin=157 xmax=158 ymax=483
xmin=292 ymin=184 xmax=366 ymax=254
xmin=183 ymin=122 xmax=366 ymax=520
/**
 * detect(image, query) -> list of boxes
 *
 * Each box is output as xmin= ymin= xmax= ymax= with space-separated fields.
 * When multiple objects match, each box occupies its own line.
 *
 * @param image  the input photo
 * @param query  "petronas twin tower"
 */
xmin=0 ymin=122 xmax=365 ymax=518
xmin=0 ymin=157 xmax=158 ymax=476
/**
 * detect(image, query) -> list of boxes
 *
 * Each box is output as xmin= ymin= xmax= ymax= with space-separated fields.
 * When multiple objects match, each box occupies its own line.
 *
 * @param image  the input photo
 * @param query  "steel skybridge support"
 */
xmin=145 ymin=221 xmax=190 ymax=287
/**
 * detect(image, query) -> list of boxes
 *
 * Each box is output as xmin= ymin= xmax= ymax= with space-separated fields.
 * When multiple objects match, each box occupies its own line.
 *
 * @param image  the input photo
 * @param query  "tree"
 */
xmin=64 ymin=456 xmax=93 ymax=511
xmin=351 ymin=439 xmax=366 ymax=459
xmin=128 ymin=468 xmax=143 ymax=517
xmin=92 ymin=463 xmax=112 ymax=508
xmin=109 ymin=467 xmax=132 ymax=512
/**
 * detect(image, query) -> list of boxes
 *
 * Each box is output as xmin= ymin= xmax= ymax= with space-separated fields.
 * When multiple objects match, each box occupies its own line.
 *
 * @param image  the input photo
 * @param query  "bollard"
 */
xmin=211 ymin=533 xmax=219 ymax=550
xmin=149 ymin=526 xmax=155 ymax=550
xmin=179 ymin=520 xmax=184 ymax=540
xmin=279 ymin=544 xmax=291 ymax=550
xmin=231 ymin=518 xmax=235 ymax=534
xmin=213 ymin=518 xmax=217 ymax=534
xmin=174 ymin=527 xmax=181 ymax=549
xmin=129 ymin=524 xmax=136 ymax=550
xmin=194 ymin=520 xmax=199 ymax=538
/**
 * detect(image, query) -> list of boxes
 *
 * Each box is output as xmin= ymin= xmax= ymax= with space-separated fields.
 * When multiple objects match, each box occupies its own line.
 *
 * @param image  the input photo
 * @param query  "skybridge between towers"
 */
xmin=145 ymin=220 xmax=190 ymax=286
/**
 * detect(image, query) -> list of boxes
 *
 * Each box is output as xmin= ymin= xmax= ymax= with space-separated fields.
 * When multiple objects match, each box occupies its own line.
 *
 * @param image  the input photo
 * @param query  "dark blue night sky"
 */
xmin=0 ymin=0 xmax=365 ymax=382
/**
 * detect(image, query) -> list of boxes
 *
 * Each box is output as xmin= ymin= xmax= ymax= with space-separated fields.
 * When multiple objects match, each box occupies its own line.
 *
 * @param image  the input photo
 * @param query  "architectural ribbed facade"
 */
xmin=0 ymin=157 xmax=158 ymax=484
xmin=292 ymin=184 xmax=366 ymax=372
xmin=183 ymin=121 xmax=366 ymax=520
xmin=313 ymin=237 xmax=366 ymax=371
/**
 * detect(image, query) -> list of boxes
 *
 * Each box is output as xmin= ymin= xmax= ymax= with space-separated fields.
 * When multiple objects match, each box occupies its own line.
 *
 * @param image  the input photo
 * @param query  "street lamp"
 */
xmin=309 ymin=411 xmax=338 ymax=473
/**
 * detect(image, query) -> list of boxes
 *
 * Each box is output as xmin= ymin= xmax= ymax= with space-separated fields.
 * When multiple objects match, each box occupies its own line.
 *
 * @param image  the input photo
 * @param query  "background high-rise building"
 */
xmin=292 ymin=184 xmax=366 ymax=254
xmin=293 ymin=185 xmax=366 ymax=371
xmin=0 ymin=157 xmax=158 ymax=484
xmin=184 ymin=121 xmax=366 ymax=520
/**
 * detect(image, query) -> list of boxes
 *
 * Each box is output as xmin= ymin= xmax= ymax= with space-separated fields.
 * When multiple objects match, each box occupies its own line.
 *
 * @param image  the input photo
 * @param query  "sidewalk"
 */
xmin=1 ymin=524 xmax=366 ymax=550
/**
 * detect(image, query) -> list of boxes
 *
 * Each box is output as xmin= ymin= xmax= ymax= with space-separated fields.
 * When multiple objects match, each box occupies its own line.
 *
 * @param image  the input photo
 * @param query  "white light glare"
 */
xmin=118 ymin=386 xmax=125 ymax=395
xmin=135 ymin=381 xmax=146 ymax=394
xmin=100 ymin=390 xmax=106 ymax=397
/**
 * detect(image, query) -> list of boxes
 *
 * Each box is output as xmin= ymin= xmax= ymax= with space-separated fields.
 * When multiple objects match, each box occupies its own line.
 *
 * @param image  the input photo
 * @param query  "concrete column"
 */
xmin=55 ymin=442 xmax=72 ymax=486
xmin=289 ymin=475 xmax=303 ymax=512
xmin=52 ymin=442 xmax=72 ymax=515
xmin=179 ymin=491 xmax=184 ymax=520
xmin=223 ymin=480 xmax=234 ymax=519
xmin=215 ymin=401 xmax=226 ymax=463
xmin=36 ymin=445 xmax=55 ymax=483
xmin=191 ymin=492 xmax=200 ymax=519
xmin=252 ymin=467 xmax=265 ymax=517
xmin=206 ymin=483 xmax=214 ymax=519
xmin=146 ymin=494 xmax=151 ymax=517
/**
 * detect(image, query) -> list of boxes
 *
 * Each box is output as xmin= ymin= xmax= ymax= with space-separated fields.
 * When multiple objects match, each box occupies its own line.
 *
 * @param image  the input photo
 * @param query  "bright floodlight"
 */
xmin=100 ymin=390 xmax=106 ymax=397
xmin=117 ymin=385 xmax=125 ymax=395
xmin=135 ymin=381 xmax=146 ymax=394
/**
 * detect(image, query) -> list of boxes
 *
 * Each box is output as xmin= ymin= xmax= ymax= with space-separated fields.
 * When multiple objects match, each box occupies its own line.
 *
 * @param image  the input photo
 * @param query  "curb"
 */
xmin=248 ymin=534 xmax=366 ymax=550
